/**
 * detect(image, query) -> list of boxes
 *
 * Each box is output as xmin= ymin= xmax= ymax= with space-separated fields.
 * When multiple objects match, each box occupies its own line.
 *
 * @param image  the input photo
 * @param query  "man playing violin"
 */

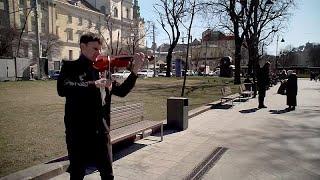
xmin=57 ymin=33 xmax=145 ymax=180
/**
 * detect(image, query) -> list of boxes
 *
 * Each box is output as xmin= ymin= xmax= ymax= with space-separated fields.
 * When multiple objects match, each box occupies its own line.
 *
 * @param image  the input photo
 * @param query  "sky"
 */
xmin=139 ymin=0 xmax=320 ymax=55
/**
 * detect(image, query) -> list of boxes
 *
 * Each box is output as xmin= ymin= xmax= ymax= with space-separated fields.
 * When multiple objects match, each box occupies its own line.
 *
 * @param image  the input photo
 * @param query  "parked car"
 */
xmin=209 ymin=70 xmax=220 ymax=76
xmin=158 ymin=71 xmax=172 ymax=77
xmin=137 ymin=69 xmax=154 ymax=78
xmin=48 ymin=70 xmax=60 ymax=80
xmin=112 ymin=70 xmax=131 ymax=79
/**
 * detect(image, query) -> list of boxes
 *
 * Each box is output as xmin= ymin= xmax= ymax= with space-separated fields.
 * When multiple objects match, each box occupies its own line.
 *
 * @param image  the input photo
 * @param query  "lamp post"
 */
xmin=275 ymin=35 xmax=285 ymax=70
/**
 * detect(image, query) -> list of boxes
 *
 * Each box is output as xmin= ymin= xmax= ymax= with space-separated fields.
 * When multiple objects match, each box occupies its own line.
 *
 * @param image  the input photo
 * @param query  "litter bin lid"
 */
xmin=168 ymin=97 xmax=188 ymax=100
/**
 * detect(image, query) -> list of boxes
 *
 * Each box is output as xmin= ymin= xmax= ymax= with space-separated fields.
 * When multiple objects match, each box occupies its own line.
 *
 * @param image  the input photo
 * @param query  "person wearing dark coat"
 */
xmin=256 ymin=62 xmax=270 ymax=108
xmin=286 ymin=72 xmax=298 ymax=110
xmin=57 ymin=33 xmax=145 ymax=180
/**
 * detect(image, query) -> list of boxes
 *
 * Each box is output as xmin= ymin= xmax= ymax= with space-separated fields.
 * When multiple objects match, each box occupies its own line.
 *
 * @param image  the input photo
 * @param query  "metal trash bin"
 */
xmin=167 ymin=97 xmax=188 ymax=131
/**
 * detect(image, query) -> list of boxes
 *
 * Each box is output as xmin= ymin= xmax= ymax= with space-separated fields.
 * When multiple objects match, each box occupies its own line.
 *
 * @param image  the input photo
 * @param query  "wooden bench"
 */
xmin=110 ymin=103 xmax=163 ymax=144
xmin=220 ymin=86 xmax=240 ymax=106
xmin=239 ymin=83 xmax=253 ymax=99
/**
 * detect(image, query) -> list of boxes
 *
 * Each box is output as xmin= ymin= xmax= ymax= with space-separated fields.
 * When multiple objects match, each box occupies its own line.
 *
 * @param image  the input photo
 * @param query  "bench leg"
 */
xmin=161 ymin=124 xmax=163 ymax=141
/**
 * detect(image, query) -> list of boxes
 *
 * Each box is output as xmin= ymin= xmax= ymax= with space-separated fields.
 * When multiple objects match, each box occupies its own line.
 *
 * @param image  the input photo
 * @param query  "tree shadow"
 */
xmin=210 ymin=103 xmax=233 ymax=109
xmin=269 ymin=108 xmax=291 ymax=114
xmin=239 ymin=108 xmax=259 ymax=114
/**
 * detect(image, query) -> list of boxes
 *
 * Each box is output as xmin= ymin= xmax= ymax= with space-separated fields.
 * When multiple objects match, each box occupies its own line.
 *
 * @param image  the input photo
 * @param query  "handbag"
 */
xmin=277 ymin=81 xmax=287 ymax=95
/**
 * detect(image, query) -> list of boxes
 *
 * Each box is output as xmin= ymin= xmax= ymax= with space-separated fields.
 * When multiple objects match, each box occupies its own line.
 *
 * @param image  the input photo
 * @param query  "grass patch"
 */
xmin=0 ymin=76 xmax=237 ymax=177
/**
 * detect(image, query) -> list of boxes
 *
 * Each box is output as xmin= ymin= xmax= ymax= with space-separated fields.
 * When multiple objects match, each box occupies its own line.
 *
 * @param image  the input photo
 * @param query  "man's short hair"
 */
xmin=80 ymin=33 xmax=102 ymax=44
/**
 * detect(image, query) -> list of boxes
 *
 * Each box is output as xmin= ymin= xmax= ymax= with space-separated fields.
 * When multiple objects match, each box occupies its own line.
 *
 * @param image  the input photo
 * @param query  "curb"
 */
xmin=1 ymin=100 xmax=220 ymax=180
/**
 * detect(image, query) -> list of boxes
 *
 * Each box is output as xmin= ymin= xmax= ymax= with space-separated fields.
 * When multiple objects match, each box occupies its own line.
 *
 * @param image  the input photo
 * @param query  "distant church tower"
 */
xmin=133 ymin=0 xmax=140 ymax=19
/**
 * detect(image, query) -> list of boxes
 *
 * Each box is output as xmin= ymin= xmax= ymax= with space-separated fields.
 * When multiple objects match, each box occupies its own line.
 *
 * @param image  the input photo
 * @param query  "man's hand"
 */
xmin=95 ymin=78 xmax=112 ymax=91
xmin=132 ymin=52 xmax=145 ymax=75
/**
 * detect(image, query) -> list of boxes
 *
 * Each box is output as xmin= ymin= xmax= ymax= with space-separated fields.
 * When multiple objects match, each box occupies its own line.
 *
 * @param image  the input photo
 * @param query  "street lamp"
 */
xmin=275 ymin=35 xmax=285 ymax=70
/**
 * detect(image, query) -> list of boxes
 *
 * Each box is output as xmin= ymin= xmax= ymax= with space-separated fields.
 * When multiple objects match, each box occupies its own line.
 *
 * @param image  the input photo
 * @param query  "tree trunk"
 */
xmin=234 ymin=38 xmax=242 ymax=84
xmin=166 ymin=40 xmax=178 ymax=77
xmin=166 ymin=49 xmax=173 ymax=77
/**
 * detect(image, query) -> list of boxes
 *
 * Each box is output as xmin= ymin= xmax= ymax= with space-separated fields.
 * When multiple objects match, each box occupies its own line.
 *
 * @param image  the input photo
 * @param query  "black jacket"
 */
xmin=286 ymin=74 xmax=298 ymax=96
xmin=257 ymin=67 xmax=270 ymax=91
xmin=57 ymin=54 xmax=137 ymax=153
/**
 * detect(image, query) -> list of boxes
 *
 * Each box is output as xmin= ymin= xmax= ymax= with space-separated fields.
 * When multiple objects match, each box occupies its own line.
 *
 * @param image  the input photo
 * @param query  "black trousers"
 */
xmin=258 ymin=89 xmax=266 ymax=106
xmin=66 ymin=132 xmax=114 ymax=180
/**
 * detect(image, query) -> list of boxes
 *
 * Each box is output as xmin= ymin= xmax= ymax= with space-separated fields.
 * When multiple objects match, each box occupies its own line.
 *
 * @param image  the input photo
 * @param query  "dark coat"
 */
xmin=286 ymin=73 xmax=298 ymax=106
xmin=257 ymin=67 xmax=270 ymax=92
xmin=57 ymin=54 xmax=137 ymax=172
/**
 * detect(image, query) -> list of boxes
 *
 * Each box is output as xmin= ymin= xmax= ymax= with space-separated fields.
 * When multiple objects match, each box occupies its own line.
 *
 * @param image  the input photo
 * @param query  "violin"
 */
xmin=92 ymin=55 xmax=154 ymax=72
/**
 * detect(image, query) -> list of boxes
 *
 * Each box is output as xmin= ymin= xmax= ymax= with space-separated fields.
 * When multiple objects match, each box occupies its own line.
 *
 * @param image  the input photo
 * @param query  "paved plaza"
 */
xmin=2 ymin=79 xmax=319 ymax=180
xmin=49 ymin=79 xmax=320 ymax=180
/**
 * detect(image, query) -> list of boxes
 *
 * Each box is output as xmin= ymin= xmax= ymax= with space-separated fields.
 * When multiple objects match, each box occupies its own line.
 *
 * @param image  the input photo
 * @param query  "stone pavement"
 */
xmin=49 ymin=79 xmax=320 ymax=180
xmin=8 ymin=79 xmax=320 ymax=180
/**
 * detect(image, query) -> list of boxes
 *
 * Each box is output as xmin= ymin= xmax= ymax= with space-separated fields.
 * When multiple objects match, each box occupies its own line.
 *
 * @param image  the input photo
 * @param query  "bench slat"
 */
xmin=110 ymin=120 xmax=163 ymax=144
xmin=109 ymin=103 xmax=163 ymax=143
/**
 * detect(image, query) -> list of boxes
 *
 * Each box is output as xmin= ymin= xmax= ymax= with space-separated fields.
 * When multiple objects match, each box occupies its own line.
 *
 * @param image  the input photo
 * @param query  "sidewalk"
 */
xmin=3 ymin=79 xmax=320 ymax=180
xmin=50 ymin=79 xmax=320 ymax=180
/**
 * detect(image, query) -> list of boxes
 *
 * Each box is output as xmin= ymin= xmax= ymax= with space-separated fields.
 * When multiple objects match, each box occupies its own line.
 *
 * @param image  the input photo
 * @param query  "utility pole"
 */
xmin=152 ymin=23 xmax=156 ymax=77
xmin=204 ymin=41 xmax=208 ymax=76
xmin=33 ymin=0 xmax=41 ymax=79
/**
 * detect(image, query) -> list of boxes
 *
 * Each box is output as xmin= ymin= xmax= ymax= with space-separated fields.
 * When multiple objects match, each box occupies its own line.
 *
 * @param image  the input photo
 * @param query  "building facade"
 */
xmin=190 ymin=29 xmax=249 ymax=72
xmin=2 ymin=0 xmax=145 ymax=72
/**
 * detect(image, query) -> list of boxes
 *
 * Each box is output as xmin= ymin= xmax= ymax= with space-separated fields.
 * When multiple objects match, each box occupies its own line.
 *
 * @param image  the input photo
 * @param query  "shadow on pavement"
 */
xmin=269 ymin=108 xmax=291 ymax=114
xmin=239 ymin=108 xmax=259 ymax=114
xmin=210 ymin=103 xmax=233 ymax=109
xmin=46 ymin=156 xmax=69 ymax=164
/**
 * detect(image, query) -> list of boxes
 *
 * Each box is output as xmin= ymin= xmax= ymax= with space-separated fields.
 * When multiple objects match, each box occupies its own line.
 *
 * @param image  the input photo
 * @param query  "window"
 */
xmin=31 ymin=16 xmax=36 ymax=31
xmin=100 ymin=6 xmax=106 ymax=14
xmin=19 ymin=0 xmax=24 ymax=8
xmin=19 ymin=14 xmax=25 ymax=28
xmin=54 ymin=61 xmax=61 ymax=70
xmin=95 ymin=23 xmax=100 ymax=31
xmin=68 ymin=15 xmax=72 ymax=23
xmin=78 ymin=17 xmax=82 ymax=25
xmin=41 ymin=22 xmax=45 ymax=33
xmin=88 ymin=20 xmax=92 ymax=28
xmin=126 ymin=8 xmax=129 ymax=19
xmin=41 ymin=2 xmax=45 ymax=10
xmin=56 ymin=26 xmax=59 ymax=36
xmin=67 ymin=29 xmax=73 ymax=41
xmin=114 ymin=7 xmax=118 ymax=17
xmin=0 ymin=0 xmax=4 ymax=10
xmin=69 ymin=50 xmax=73 ymax=60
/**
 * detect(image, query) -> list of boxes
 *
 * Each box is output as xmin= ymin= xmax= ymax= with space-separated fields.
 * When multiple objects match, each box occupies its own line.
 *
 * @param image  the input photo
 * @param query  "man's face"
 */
xmin=80 ymin=41 xmax=101 ymax=61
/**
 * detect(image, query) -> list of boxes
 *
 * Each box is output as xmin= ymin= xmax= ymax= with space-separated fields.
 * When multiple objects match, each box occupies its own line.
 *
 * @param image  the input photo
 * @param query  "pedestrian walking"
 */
xmin=257 ymin=62 xmax=270 ymax=108
xmin=57 ymin=33 xmax=145 ymax=180
xmin=286 ymin=71 xmax=298 ymax=110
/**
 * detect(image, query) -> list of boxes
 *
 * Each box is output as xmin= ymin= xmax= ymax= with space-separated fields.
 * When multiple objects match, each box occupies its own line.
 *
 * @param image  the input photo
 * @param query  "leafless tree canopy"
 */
xmin=202 ymin=0 xmax=295 ymax=84
xmin=0 ymin=27 xmax=18 ymax=58
xmin=40 ymin=33 xmax=61 ymax=58
xmin=155 ymin=0 xmax=198 ymax=77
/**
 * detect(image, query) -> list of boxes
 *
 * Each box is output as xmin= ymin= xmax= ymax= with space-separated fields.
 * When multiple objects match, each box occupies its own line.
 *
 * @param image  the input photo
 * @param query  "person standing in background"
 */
xmin=256 ymin=62 xmax=270 ymax=109
xmin=286 ymin=70 xmax=298 ymax=110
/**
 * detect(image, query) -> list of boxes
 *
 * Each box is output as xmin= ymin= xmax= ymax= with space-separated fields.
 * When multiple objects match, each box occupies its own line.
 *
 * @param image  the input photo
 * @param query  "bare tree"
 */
xmin=155 ymin=0 xmax=187 ymax=77
xmin=181 ymin=0 xmax=198 ymax=96
xmin=0 ymin=27 xmax=18 ymax=58
xmin=203 ymin=0 xmax=252 ymax=84
xmin=40 ymin=33 xmax=61 ymax=58
xmin=123 ymin=19 xmax=152 ymax=55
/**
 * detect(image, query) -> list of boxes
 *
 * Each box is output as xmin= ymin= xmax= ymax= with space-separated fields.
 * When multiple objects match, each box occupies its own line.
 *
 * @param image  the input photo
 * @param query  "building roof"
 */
xmin=57 ymin=0 xmax=100 ymax=13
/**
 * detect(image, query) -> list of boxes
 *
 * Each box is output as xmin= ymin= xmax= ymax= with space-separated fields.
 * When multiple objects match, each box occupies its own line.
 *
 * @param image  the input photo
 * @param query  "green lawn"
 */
xmin=0 ymin=76 xmax=238 ymax=177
